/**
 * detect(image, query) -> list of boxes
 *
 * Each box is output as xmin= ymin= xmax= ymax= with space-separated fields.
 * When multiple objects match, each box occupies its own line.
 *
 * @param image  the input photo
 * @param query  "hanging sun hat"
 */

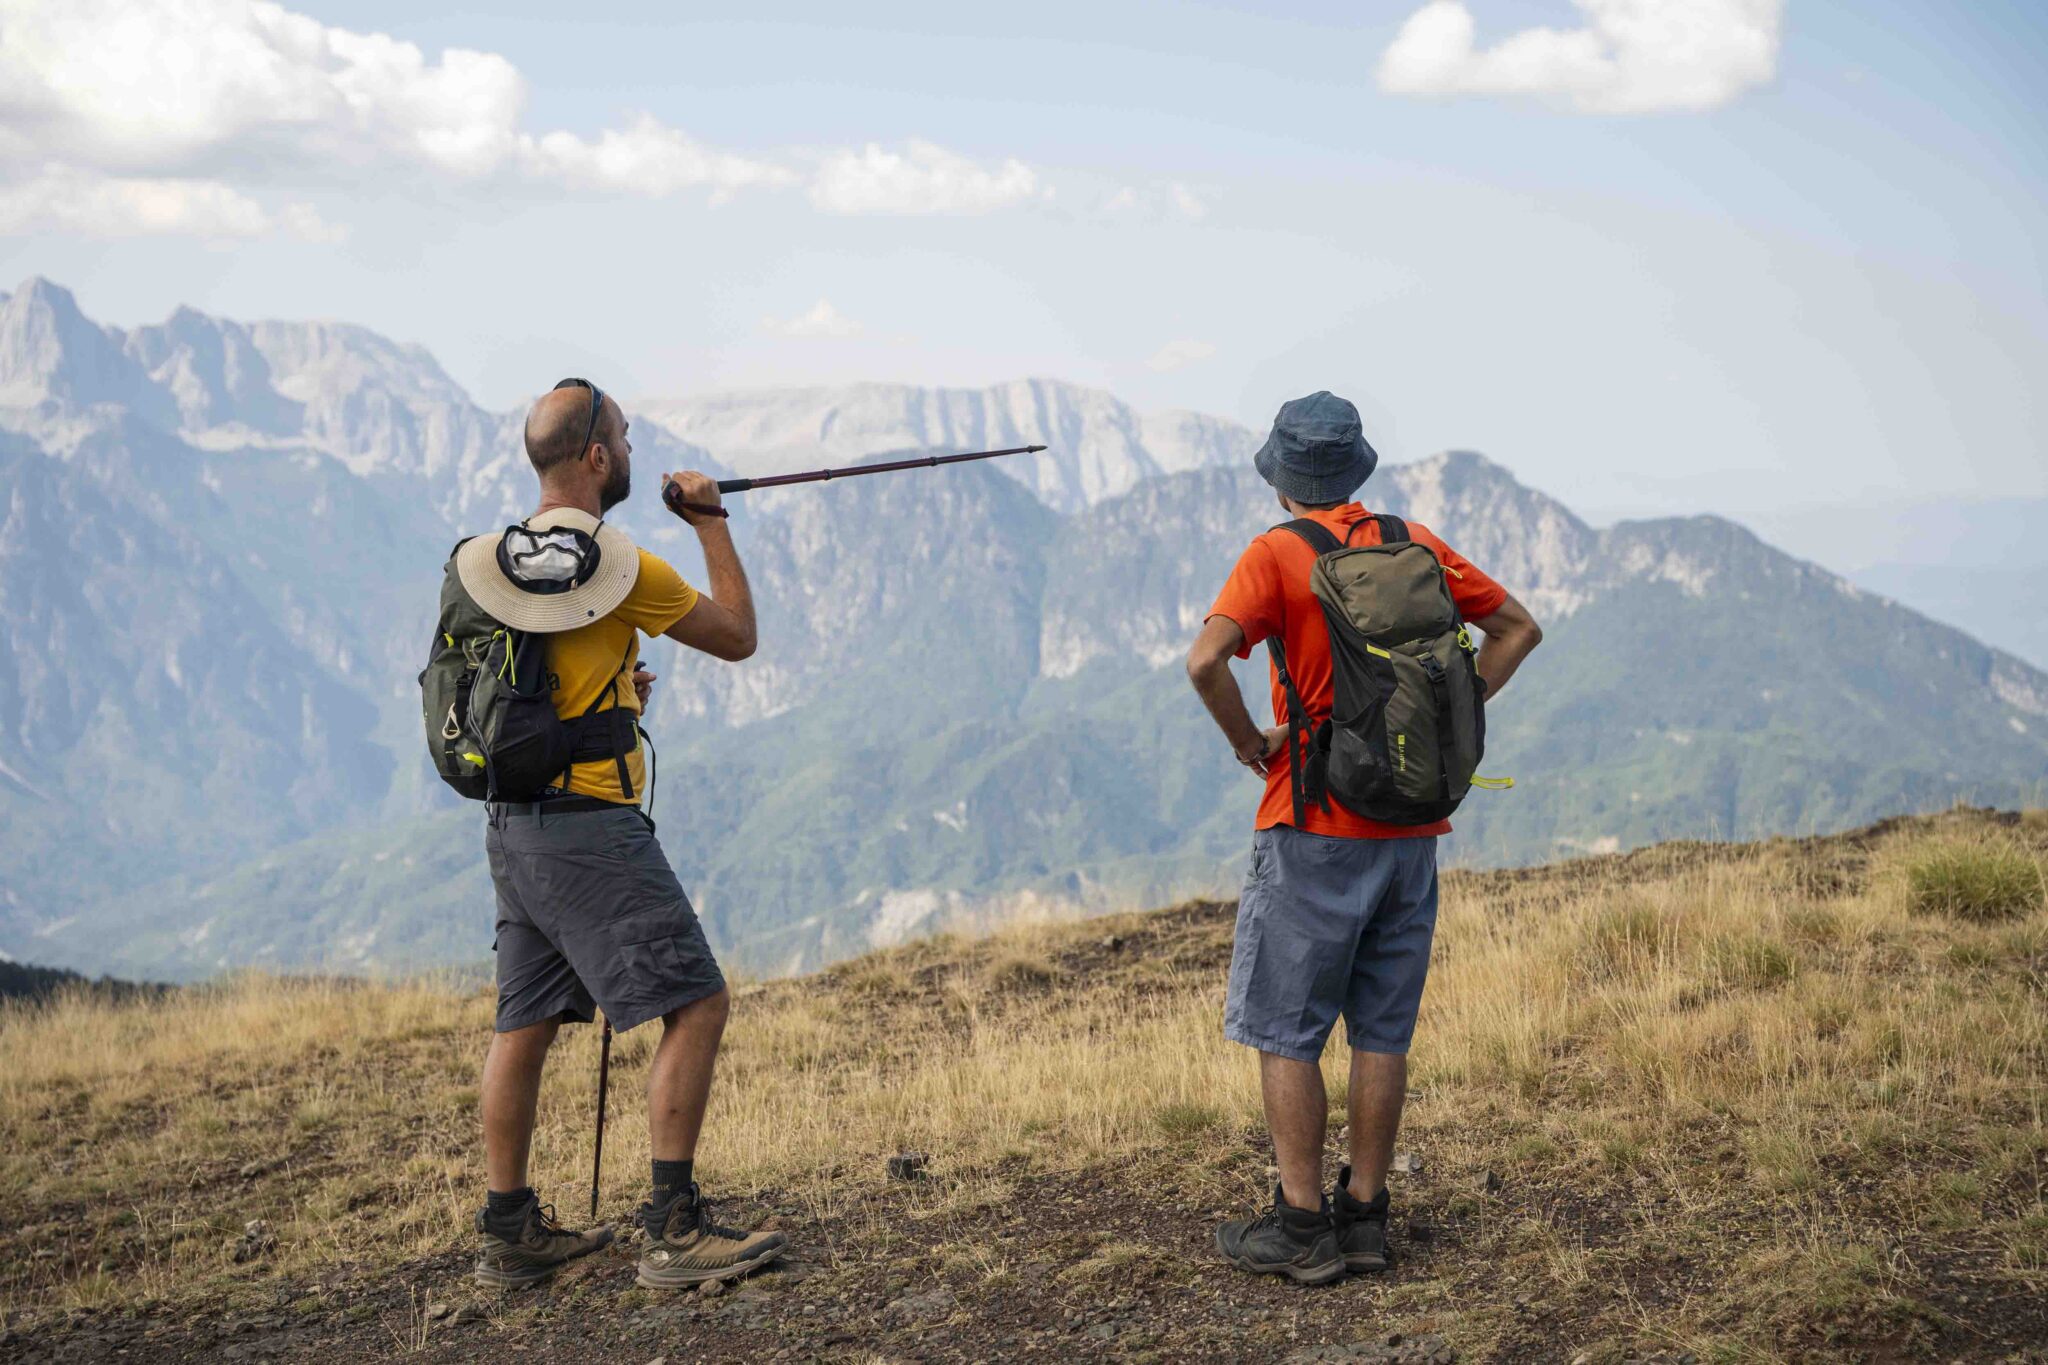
xmin=454 ymin=506 xmax=640 ymax=633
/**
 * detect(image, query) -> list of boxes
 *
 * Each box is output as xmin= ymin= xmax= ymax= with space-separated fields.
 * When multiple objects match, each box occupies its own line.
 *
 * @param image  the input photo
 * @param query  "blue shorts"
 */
xmin=1223 ymin=826 xmax=1439 ymax=1061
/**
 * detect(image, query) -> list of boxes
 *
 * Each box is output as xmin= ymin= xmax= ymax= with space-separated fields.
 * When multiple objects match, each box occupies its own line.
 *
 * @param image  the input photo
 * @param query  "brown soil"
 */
xmin=5 ymin=809 xmax=2045 ymax=1363
xmin=8 ymin=1140 xmax=2045 ymax=1364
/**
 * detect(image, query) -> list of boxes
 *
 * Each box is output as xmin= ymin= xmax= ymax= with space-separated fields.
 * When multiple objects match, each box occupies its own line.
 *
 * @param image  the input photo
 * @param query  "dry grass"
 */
xmin=3 ymin=808 xmax=2044 ymax=1359
xmin=1899 ymin=833 xmax=2046 ymax=922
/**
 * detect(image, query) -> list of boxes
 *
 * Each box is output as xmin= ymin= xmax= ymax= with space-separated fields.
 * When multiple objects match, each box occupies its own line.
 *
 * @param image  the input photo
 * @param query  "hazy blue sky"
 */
xmin=2 ymin=0 xmax=2042 ymax=520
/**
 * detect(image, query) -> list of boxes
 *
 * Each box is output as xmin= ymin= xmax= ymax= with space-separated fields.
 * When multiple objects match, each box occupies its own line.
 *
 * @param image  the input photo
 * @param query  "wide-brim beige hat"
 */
xmin=455 ymin=507 xmax=640 ymax=634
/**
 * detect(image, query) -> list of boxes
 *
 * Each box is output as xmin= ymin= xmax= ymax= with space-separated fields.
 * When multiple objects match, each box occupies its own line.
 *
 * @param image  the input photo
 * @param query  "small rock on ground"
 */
xmin=1286 ymin=1332 xmax=1456 ymax=1364
xmin=886 ymin=1288 xmax=958 ymax=1320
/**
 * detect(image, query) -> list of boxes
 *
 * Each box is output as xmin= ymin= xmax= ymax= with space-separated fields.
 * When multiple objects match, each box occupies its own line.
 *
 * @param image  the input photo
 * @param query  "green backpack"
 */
xmin=1268 ymin=514 xmax=1500 ymax=827
xmin=418 ymin=543 xmax=640 ymax=804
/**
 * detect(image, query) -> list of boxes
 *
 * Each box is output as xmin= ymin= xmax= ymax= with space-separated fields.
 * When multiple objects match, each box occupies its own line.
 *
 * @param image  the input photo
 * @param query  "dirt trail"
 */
xmin=12 ymin=1133 xmax=2044 ymax=1364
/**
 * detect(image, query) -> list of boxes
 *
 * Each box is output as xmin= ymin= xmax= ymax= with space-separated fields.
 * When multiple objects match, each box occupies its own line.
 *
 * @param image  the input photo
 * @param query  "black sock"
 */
xmin=484 ymin=1186 xmax=533 ymax=1232
xmin=652 ymin=1159 xmax=694 ymax=1206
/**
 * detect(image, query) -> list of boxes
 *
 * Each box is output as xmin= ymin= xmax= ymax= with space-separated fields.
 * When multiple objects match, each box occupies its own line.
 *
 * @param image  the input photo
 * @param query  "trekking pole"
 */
xmin=590 ymin=1013 xmax=612 ymax=1220
xmin=663 ymin=444 xmax=1046 ymax=518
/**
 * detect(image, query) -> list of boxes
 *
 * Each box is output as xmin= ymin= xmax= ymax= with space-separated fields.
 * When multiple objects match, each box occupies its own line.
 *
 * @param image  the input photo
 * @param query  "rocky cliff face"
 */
xmin=637 ymin=378 xmax=1255 ymax=514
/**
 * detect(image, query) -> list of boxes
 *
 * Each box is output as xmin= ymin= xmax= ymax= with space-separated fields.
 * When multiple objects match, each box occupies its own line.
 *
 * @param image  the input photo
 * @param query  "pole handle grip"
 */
xmin=662 ymin=479 xmax=730 ymax=519
xmin=715 ymin=477 xmax=754 ymax=494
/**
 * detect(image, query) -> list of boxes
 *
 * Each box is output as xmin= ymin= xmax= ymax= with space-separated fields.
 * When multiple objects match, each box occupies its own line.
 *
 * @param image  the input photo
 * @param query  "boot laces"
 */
xmin=693 ymin=1196 xmax=749 ymax=1243
xmin=528 ymin=1201 xmax=578 ymax=1243
xmin=640 ymin=1190 xmax=747 ymax=1244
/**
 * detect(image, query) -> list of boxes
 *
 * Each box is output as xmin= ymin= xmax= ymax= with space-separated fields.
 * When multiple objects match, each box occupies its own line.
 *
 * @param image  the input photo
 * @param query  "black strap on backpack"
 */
xmin=559 ymin=641 xmax=641 ymax=801
xmin=1264 ymin=513 xmax=1410 ymax=824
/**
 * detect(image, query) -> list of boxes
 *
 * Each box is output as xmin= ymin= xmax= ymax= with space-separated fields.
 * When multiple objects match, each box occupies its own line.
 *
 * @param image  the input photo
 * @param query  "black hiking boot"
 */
xmin=1331 ymin=1165 xmax=1390 ymax=1272
xmin=473 ymin=1195 xmax=614 ymax=1287
xmin=635 ymin=1183 xmax=787 ymax=1289
xmin=1215 ymin=1184 xmax=1345 ymax=1285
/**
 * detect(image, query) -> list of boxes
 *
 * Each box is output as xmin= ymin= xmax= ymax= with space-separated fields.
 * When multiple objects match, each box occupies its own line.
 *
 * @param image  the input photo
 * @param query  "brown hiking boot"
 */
xmin=635 ymin=1184 xmax=787 ymax=1289
xmin=473 ymin=1196 xmax=614 ymax=1287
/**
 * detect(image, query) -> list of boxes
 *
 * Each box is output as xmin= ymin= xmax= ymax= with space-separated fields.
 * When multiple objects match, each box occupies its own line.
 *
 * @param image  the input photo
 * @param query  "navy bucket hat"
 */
xmin=1252 ymin=391 xmax=1378 ymax=505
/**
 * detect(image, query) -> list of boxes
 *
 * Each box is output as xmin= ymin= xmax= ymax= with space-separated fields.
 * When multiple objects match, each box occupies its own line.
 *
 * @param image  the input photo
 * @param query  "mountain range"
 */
xmin=2 ymin=276 xmax=2043 ymax=980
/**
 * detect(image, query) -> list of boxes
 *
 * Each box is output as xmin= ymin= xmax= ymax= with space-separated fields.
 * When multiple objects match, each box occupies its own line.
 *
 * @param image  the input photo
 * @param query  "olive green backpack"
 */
xmin=1269 ymin=515 xmax=1505 ymax=827
xmin=418 ymin=542 xmax=641 ymax=804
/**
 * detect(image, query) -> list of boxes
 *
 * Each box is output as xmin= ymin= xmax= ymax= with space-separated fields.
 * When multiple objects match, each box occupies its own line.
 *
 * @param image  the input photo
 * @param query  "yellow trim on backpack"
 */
xmin=1470 ymin=775 xmax=1514 ymax=790
xmin=1366 ymin=643 xmax=1393 ymax=659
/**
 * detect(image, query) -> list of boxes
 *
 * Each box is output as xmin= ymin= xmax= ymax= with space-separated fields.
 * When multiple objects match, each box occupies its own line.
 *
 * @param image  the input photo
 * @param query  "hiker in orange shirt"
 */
xmin=1187 ymin=391 xmax=1543 ymax=1283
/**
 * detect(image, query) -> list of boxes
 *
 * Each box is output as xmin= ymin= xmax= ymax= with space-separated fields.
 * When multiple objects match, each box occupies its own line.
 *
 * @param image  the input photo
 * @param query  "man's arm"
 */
xmin=1187 ymin=616 xmax=1286 ymax=776
xmin=1468 ymin=591 xmax=1542 ymax=699
xmin=661 ymin=471 xmax=757 ymax=662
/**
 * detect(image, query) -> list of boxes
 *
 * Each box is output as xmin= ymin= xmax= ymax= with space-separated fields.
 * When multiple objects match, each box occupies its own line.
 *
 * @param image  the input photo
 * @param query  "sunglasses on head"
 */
xmin=553 ymin=377 xmax=606 ymax=459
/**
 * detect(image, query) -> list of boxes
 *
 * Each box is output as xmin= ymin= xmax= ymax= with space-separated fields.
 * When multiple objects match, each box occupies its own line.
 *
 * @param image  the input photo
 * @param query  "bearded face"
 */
xmin=599 ymin=448 xmax=631 ymax=512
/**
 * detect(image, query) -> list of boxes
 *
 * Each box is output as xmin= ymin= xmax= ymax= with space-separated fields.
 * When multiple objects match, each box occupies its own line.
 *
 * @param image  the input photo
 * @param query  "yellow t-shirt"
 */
xmin=545 ymin=549 xmax=699 ymax=803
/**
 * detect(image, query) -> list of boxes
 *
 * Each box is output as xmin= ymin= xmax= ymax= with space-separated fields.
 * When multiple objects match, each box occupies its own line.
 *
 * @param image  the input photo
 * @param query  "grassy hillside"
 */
xmin=2 ymin=810 xmax=2043 ymax=1362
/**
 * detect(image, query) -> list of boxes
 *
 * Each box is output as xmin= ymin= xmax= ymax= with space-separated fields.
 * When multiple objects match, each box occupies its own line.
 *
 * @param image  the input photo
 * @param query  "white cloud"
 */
xmin=1147 ymin=338 xmax=1216 ymax=373
xmin=810 ymin=139 xmax=1047 ymax=216
xmin=0 ymin=165 xmax=343 ymax=241
xmin=0 ymin=1 xmax=1044 ymax=237
xmin=520 ymin=115 xmax=797 ymax=202
xmin=1167 ymin=183 xmax=1208 ymax=220
xmin=1377 ymin=0 xmax=1785 ymax=114
xmin=763 ymin=299 xmax=864 ymax=338
xmin=1100 ymin=182 xmax=1211 ymax=221
xmin=0 ymin=0 xmax=791 ymax=192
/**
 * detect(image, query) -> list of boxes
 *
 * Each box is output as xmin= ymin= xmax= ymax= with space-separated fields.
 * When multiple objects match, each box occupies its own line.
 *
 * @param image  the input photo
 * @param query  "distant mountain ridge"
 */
xmin=637 ymin=381 xmax=1254 ymax=514
xmin=1 ymin=278 xmax=1249 ymax=525
xmin=2 ymin=276 xmax=2045 ymax=981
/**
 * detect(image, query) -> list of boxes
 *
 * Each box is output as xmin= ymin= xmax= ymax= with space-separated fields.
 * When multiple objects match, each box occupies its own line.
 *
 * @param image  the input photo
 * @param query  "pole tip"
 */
xmin=1027 ymin=444 xmax=1047 ymax=452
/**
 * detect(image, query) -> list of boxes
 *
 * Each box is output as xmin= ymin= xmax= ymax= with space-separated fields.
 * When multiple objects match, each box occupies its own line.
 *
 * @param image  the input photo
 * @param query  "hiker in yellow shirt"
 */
xmin=458 ymin=379 xmax=785 ymax=1290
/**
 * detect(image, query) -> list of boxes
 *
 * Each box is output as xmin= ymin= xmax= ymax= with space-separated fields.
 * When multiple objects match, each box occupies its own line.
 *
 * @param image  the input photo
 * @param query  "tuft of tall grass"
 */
xmin=1901 ymin=838 xmax=2045 ymax=922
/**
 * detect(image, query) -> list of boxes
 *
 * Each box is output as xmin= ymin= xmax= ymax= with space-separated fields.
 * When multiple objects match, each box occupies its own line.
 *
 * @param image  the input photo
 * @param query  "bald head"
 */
xmin=525 ymin=385 xmax=623 ymax=478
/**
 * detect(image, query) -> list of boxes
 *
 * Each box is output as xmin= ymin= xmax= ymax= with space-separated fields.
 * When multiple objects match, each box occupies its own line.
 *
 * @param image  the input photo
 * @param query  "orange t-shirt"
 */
xmin=1207 ymin=504 xmax=1508 ymax=839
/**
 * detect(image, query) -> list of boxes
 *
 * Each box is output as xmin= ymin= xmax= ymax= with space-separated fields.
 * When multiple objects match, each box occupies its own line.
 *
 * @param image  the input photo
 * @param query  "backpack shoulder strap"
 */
xmin=567 ymin=640 xmax=642 ymax=802
xmin=1264 ymin=519 xmax=1342 ymax=827
xmin=1373 ymin=513 xmax=1410 ymax=544
xmin=1271 ymin=518 xmax=1344 ymax=555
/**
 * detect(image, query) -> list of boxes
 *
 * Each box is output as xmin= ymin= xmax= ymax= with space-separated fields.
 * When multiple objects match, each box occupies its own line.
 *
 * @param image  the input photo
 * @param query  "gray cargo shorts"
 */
xmin=1224 ymin=825 xmax=1439 ymax=1061
xmin=485 ymin=802 xmax=726 ymax=1034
